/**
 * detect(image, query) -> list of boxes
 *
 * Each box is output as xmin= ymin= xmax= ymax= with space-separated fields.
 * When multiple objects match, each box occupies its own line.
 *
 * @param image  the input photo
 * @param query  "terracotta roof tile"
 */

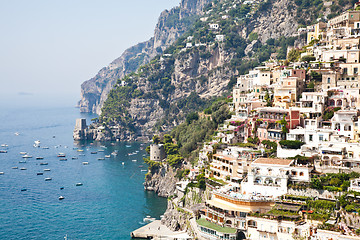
xmin=253 ymin=158 xmax=293 ymax=166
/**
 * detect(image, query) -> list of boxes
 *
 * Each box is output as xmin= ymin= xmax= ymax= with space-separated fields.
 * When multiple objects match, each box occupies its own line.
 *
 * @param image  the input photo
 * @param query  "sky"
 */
xmin=0 ymin=0 xmax=179 ymax=107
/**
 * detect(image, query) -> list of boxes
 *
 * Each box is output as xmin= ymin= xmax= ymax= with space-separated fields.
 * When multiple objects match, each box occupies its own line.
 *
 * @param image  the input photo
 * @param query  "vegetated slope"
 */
xmin=98 ymin=0 xmax=354 ymax=140
xmin=78 ymin=0 xmax=212 ymax=114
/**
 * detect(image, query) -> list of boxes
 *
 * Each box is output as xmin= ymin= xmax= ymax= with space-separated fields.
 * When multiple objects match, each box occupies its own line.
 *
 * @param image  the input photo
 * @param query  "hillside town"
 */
xmin=147 ymin=3 xmax=360 ymax=240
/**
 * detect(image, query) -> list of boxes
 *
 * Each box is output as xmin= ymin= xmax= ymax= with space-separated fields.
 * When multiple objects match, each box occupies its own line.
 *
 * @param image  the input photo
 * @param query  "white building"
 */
xmin=241 ymin=158 xmax=312 ymax=198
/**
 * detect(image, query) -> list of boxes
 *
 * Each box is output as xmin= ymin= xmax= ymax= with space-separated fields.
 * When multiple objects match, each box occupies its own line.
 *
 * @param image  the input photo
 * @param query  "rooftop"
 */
xmin=196 ymin=218 xmax=237 ymax=234
xmin=253 ymin=158 xmax=293 ymax=166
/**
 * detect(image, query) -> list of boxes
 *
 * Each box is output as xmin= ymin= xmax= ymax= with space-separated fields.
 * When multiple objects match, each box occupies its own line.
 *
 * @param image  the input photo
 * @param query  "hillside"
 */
xmin=82 ymin=0 xmax=356 ymax=141
xmin=78 ymin=0 xmax=212 ymax=114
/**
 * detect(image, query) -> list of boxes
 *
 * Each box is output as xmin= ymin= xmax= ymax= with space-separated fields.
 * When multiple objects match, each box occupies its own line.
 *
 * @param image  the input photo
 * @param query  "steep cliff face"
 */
xmin=144 ymin=164 xmax=177 ymax=197
xmin=79 ymin=0 xmax=212 ymax=114
xmin=80 ymin=0 xmax=354 ymax=140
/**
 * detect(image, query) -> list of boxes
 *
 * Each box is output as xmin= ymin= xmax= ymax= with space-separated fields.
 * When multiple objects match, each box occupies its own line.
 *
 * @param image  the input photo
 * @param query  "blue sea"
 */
xmin=0 ymin=104 xmax=167 ymax=239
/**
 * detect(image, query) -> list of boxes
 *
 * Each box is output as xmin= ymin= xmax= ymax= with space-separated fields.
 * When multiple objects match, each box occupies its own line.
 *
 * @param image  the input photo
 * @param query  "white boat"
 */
xmin=40 ymin=162 xmax=48 ymax=165
xmin=33 ymin=140 xmax=41 ymax=148
xmin=141 ymin=169 xmax=147 ymax=172
xmin=132 ymin=160 xmax=137 ymax=162
xmin=98 ymin=149 xmax=104 ymax=152
xmin=75 ymin=183 xmax=83 ymax=186
xmin=20 ymin=168 xmax=27 ymax=170
xmin=59 ymin=158 xmax=67 ymax=161
xmin=111 ymin=151 xmax=118 ymax=156
xmin=0 ymin=150 xmax=7 ymax=153
xmin=44 ymin=169 xmax=51 ymax=171
xmin=105 ymin=155 xmax=111 ymax=158
xmin=82 ymin=162 xmax=89 ymax=165
xmin=59 ymin=196 xmax=65 ymax=200
xmin=20 ymin=152 xmax=27 ymax=155
xmin=0 ymin=172 xmax=4 ymax=175
xmin=22 ymin=155 xmax=32 ymax=158
xmin=143 ymin=216 xmax=156 ymax=223
xmin=14 ymin=132 xmax=20 ymax=136
xmin=122 ymin=162 xmax=125 ymax=165
xmin=45 ymin=178 xmax=52 ymax=181
xmin=12 ymin=167 xmax=18 ymax=169
xmin=57 ymin=153 xmax=66 ymax=157
xmin=42 ymin=147 xmax=49 ymax=149
xmin=1 ymin=144 xmax=8 ymax=147
xmin=126 ymin=145 xmax=131 ymax=148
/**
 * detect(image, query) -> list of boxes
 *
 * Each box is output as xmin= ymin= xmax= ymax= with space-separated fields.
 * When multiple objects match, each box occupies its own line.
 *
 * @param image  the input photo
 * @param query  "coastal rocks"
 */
xmin=144 ymin=164 xmax=177 ymax=197
xmin=73 ymin=123 xmax=135 ymax=142
xmin=161 ymin=187 xmax=206 ymax=233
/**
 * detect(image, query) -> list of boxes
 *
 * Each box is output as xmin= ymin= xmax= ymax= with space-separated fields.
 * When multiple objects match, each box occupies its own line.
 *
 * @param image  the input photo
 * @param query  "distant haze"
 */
xmin=0 ymin=0 xmax=179 ymax=108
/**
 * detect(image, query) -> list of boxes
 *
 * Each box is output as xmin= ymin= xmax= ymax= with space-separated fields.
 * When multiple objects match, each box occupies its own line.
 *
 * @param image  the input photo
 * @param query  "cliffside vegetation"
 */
xmin=96 ymin=0 xmax=356 ymax=139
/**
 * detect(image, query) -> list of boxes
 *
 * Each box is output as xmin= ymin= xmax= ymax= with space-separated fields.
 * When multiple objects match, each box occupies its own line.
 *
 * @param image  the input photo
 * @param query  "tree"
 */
xmin=163 ymin=134 xmax=172 ymax=144
xmin=301 ymin=55 xmax=316 ymax=62
xmin=310 ymin=71 xmax=322 ymax=82
xmin=287 ymin=49 xmax=300 ymax=62
xmin=279 ymin=140 xmax=305 ymax=149
xmin=277 ymin=116 xmax=288 ymax=134
xmin=186 ymin=112 xmax=199 ymax=124
xmin=308 ymin=81 xmax=315 ymax=89
xmin=310 ymin=178 xmax=323 ymax=190
xmin=153 ymin=135 xmax=161 ymax=144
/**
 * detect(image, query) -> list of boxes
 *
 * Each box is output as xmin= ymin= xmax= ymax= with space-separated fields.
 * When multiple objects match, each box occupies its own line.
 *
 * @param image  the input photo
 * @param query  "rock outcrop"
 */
xmin=78 ymin=0 xmax=212 ymax=114
xmin=144 ymin=164 xmax=177 ymax=197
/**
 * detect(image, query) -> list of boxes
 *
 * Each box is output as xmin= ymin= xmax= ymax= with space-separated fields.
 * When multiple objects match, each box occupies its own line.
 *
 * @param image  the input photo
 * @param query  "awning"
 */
xmin=206 ymin=198 xmax=252 ymax=212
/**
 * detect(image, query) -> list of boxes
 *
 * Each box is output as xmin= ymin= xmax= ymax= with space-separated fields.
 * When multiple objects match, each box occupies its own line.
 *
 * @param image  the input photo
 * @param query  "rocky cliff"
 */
xmin=79 ymin=0 xmax=212 ymax=114
xmin=79 ymin=0 xmax=354 ymax=140
xmin=144 ymin=164 xmax=178 ymax=197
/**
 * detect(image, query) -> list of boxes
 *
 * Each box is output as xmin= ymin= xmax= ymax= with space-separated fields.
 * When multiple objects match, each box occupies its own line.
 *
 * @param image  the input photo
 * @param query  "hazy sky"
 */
xmin=0 ymin=0 xmax=179 ymax=107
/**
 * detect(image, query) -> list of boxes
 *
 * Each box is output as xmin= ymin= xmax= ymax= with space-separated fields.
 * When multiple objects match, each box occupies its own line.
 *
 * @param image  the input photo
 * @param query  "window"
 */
xmin=319 ymin=135 xmax=323 ymax=141
xmin=309 ymin=135 xmax=313 ymax=142
xmin=344 ymin=68 xmax=348 ymax=75
xmin=355 ymin=68 xmax=358 ymax=74
xmin=327 ymin=77 xmax=331 ymax=83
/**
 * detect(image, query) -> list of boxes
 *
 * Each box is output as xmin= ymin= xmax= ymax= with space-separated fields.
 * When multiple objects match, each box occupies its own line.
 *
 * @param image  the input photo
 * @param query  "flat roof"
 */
xmin=213 ymin=154 xmax=236 ymax=161
xmin=196 ymin=218 xmax=237 ymax=234
xmin=253 ymin=158 xmax=293 ymax=166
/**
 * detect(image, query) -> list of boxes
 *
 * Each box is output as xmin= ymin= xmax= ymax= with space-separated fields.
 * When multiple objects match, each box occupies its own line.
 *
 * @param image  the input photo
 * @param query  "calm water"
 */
xmin=0 ymin=106 xmax=167 ymax=239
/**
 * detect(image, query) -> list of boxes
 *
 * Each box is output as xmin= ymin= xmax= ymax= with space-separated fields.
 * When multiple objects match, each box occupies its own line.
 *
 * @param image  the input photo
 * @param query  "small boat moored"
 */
xmin=82 ymin=162 xmax=89 ymax=165
xmin=36 ymin=157 xmax=44 ymax=160
xmin=59 ymin=196 xmax=65 ymax=200
xmin=33 ymin=140 xmax=41 ymax=148
xmin=57 ymin=153 xmax=66 ymax=158
xmin=45 ymin=178 xmax=52 ymax=181
xmin=37 ymin=172 xmax=43 ymax=175
xmin=44 ymin=169 xmax=51 ymax=171
xmin=75 ymin=183 xmax=83 ymax=186
xmin=40 ymin=162 xmax=48 ymax=165
xmin=0 ymin=150 xmax=7 ymax=153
